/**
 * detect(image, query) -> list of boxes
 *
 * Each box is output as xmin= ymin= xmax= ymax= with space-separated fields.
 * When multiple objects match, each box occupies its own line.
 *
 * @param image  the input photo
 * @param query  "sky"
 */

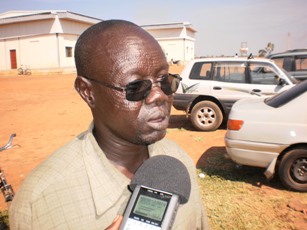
xmin=1 ymin=0 xmax=306 ymax=57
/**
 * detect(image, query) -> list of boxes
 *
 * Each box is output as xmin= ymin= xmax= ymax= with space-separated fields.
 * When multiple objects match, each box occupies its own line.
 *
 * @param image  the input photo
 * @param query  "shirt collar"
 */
xmin=81 ymin=122 xmax=130 ymax=216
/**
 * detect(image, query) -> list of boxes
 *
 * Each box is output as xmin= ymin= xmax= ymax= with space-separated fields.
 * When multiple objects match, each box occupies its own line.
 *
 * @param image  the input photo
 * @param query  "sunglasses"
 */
xmin=82 ymin=73 xmax=182 ymax=101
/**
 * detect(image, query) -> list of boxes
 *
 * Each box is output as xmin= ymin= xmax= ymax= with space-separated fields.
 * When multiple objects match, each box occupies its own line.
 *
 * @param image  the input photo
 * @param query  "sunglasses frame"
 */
xmin=82 ymin=73 xmax=182 ymax=101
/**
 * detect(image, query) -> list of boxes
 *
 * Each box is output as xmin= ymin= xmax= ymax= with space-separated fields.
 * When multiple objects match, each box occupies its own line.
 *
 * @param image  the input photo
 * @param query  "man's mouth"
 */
xmin=147 ymin=115 xmax=169 ymax=130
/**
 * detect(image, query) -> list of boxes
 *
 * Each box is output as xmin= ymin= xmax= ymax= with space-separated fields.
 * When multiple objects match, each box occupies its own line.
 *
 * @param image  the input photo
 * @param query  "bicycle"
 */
xmin=17 ymin=65 xmax=31 ymax=75
xmin=0 ymin=169 xmax=14 ymax=202
xmin=0 ymin=134 xmax=17 ymax=202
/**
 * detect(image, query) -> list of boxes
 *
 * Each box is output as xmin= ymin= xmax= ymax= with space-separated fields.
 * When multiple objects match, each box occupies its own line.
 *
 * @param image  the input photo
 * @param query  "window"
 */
xmin=189 ymin=62 xmax=212 ymax=80
xmin=272 ymin=58 xmax=284 ymax=69
xmin=212 ymin=62 xmax=245 ymax=83
xmin=249 ymin=63 xmax=279 ymax=85
xmin=65 ymin=47 xmax=73 ymax=57
xmin=295 ymin=56 xmax=307 ymax=71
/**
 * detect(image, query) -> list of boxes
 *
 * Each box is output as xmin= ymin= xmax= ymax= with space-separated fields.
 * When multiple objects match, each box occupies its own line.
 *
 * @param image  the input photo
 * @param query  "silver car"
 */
xmin=225 ymin=80 xmax=307 ymax=192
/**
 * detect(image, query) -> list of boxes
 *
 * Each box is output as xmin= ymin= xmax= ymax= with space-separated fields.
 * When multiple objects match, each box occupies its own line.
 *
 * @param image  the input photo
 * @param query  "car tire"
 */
xmin=278 ymin=147 xmax=307 ymax=192
xmin=190 ymin=101 xmax=223 ymax=131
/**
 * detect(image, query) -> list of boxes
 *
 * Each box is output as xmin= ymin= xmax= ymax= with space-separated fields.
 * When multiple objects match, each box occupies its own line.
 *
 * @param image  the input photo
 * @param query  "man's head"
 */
xmin=74 ymin=20 xmax=176 ymax=145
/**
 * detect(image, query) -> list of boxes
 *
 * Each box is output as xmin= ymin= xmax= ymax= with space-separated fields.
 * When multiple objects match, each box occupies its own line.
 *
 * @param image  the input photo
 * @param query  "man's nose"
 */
xmin=145 ymin=83 xmax=169 ymax=104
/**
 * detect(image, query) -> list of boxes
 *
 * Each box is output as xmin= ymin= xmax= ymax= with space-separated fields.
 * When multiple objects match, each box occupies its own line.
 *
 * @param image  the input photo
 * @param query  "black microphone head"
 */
xmin=129 ymin=155 xmax=191 ymax=204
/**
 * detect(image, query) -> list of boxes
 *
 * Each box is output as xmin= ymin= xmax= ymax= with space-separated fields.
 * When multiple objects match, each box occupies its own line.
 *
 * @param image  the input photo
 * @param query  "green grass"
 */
xmin=197 ymin=151 xmax=300 ymax=230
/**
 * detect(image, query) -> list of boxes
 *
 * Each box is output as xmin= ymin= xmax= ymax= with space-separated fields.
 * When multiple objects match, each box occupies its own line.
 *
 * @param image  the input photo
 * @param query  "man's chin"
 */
xmin=136 ymin=129 xmax=167 ymax=145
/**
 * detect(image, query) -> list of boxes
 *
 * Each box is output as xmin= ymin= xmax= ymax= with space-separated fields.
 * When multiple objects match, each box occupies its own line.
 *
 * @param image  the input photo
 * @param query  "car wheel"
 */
xmin=278 ymin=148 xmax=307 ymax=192
xmin=190 ymin=101 xmax=223 ymax=131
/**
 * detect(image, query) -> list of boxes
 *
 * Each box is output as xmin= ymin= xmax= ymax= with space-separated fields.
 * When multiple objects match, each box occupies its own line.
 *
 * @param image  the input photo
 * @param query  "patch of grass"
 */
xmin=197 ymin=152 xmax=299 ymax=230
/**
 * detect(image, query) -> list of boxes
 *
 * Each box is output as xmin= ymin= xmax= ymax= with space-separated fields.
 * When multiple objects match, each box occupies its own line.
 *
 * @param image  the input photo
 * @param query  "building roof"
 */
xmin=0 ymin=10 xmax=102 ymax=25
xmin=141 ymin=22 xmax=197 ymax=33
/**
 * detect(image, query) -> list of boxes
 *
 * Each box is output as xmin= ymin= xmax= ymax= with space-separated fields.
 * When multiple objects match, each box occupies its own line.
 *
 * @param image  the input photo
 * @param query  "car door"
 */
xmin=247 ymin=62 xmax=292 ymax=96
xmin=210 ymin=61 xmax=253 ymax=111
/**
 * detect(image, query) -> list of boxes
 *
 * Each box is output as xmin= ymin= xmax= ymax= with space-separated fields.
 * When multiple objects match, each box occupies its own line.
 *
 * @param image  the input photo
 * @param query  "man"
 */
xmin=9 ymin=20 xmax=209 ymax=229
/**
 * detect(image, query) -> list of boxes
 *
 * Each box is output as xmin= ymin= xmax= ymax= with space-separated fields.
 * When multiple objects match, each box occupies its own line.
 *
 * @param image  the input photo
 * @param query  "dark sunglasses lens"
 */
xmin=160 ymin=74 xmax=181 ymax=95
xmin=125 ymin=80 xmax=152 ymax=101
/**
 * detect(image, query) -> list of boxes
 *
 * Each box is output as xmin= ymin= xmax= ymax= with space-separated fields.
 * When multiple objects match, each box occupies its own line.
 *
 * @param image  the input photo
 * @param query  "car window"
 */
xmin=249 ymin=63 xmax=279 ymax=85
xmin=189 ymin=62 xmax=212 ymax=80
xmin=212 ymin=62 xmax=245 ymax=83
xmin=295 ymin=55 xmax=307 ymax=72
xmin=270 ymin=56 xmax=295 ymax=72
xmin=272 ymin=55 xmax=307 ymax=72
xmin=272 ymin=58 xmax=284 ymax=70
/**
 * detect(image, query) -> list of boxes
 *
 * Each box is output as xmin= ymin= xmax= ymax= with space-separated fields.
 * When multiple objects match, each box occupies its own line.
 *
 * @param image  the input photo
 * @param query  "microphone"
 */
xmin=120 ymin=155 xmax=191 ymax=230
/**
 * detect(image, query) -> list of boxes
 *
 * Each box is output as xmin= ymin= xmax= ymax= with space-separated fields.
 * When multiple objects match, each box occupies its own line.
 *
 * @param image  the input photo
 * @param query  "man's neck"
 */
xmin=93 ymin=127 xmax=149 ymax=179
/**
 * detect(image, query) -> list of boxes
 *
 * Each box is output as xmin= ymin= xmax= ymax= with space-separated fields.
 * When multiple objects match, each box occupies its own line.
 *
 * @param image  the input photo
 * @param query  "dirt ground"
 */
xmin=0 ymin=66 xmax=306 ymax=228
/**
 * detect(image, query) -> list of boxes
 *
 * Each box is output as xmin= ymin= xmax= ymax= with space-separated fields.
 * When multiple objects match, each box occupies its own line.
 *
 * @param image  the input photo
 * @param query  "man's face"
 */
xmin=91 ymin=30 xmax=171 ymax=145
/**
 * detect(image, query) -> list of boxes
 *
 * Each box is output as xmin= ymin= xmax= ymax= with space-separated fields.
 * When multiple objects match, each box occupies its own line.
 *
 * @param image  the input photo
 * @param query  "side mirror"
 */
xmin=274 ymin=75 xmax=286 ymax=86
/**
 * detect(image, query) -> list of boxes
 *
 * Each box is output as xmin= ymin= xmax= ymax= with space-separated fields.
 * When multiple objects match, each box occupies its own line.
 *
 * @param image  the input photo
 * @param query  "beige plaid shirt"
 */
xmin=9 ymin=123 xmax=209 ymax=229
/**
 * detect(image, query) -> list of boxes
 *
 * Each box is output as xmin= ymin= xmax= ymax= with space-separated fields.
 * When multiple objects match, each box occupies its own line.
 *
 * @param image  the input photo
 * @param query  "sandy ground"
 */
xmin=0 ymin=66 xmax=306 ymax=229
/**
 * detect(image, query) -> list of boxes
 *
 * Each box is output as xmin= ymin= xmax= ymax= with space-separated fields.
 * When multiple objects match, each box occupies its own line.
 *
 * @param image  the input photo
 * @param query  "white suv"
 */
xmin=173 ymin=57 xmax=297 ymax=131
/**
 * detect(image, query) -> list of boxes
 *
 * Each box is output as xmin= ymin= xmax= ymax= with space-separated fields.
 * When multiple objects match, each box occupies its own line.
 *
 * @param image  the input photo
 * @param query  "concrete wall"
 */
xmin=0 ymin=33 xmax=78 ymax=70
xmin=145 ymin=25 xmax=196 ymax=64
xmin=0 ymin=17 xmax=93 ymax=71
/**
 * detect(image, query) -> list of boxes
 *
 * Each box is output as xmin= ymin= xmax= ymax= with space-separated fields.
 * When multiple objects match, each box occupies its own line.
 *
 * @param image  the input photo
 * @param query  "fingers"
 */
xmin=105 ymin=215 xmax=123 ymax=230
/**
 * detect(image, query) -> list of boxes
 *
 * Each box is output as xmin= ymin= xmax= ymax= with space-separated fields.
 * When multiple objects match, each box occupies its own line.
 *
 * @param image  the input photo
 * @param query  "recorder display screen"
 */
xmin=133 ymin=194 xmax=168 ymax=221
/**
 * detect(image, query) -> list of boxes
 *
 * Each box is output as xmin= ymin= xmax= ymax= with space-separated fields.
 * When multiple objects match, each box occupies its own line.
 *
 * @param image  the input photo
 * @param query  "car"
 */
xmin=267 ymin=49 xmax=307 ymax=82
xmin=173 ymin=57 xmax=297 ymax=131
xmin=224 ymin=80 xmax=307 ymax=192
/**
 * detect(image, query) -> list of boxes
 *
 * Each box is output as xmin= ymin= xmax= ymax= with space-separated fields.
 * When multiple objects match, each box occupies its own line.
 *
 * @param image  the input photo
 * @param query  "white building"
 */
xmin=0 ymin=10 xmax=197 ymax=72
xmin=142 ymin=22 xmax=197 ymax=64
xmin=0 ymin=10 xmax=101 ymax=72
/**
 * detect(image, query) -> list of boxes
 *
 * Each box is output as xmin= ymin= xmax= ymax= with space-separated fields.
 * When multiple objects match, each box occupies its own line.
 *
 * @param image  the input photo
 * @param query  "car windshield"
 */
xmin=265 ymin=80 xmax=307 ymax=108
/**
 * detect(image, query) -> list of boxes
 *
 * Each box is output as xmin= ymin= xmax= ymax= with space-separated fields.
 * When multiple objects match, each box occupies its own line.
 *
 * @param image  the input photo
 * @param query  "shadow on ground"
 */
xmin=196 ymin=146 xmax=286 ymax=191
xmin=168 ymin=114 xmax=193 ymax=130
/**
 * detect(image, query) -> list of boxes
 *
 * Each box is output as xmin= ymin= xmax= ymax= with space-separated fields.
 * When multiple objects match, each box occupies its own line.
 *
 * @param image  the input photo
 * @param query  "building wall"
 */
xmin=184 ymin=39 xmax=195 ymax=61
xmin=145 ymin=26 xmax=196 ymax=64
xmin=0 ymin=19 xmax=54 ymax=38
xmin=0 ymin=33 xmax=80 ymax=70
xmin=158 ymin=38 xmax=195 ymax=63
xmin=146 ymin=28 xmax=182 ymax=39
xmin=0 ymin=17 xmax=93 ymax=71
xmin=60 ymin=19 xmax=92 ymax=35
xmin=57 ymin=34 xmax=79 ymax=67
xmin=159 ymin=39 xmax=183 ymax=62
xmin=0 ymin=38 xmax=19 ymax=70
xmin=20 ymin=34 xmax=58 ymax=69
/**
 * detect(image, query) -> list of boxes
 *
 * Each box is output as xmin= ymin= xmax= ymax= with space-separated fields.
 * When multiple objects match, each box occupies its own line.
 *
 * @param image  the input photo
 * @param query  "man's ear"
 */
xmin=74 ymin=76 xmax=95 ymax=108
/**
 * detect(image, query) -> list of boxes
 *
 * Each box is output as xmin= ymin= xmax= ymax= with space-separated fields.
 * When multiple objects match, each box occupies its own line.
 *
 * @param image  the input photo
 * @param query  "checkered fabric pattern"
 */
xmin=9 ymin=123 xmax=209 ymax=229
